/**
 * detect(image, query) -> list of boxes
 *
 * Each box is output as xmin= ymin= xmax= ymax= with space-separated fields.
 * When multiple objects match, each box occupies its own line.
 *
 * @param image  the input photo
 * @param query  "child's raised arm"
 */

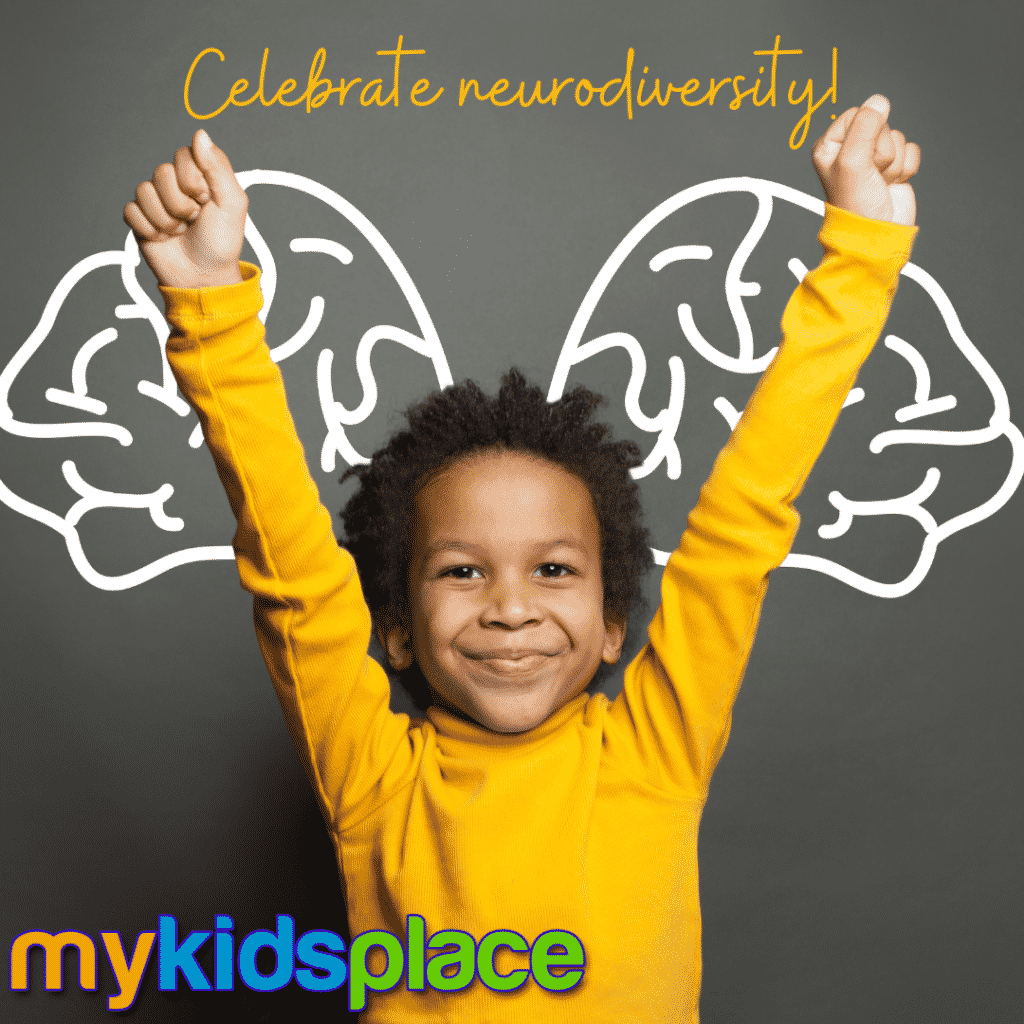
xmin=608 ymin=96 xmax=920 ymax=795
xmin=125 ymin=134 xmax=418 ymax=831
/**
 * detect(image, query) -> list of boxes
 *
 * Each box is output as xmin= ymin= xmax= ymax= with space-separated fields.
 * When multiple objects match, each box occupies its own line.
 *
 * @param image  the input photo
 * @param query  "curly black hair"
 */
xmin=340 ymin=368 xmax=654 ymax=647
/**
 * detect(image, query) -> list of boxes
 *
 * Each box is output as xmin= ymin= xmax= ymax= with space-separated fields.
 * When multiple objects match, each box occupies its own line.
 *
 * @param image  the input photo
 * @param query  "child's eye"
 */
xmin=535 ymin=563 xmax=574 ymax=578
xmin=440 ymin=565 xmax=483 ymax=580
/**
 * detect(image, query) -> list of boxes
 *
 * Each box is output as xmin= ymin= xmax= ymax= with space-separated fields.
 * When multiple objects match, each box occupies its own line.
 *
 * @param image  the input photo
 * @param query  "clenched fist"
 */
xmin=124 ymin=129 xmax=247 ymax=288
xmin=813 ymin=94 xmax=921 ymax=226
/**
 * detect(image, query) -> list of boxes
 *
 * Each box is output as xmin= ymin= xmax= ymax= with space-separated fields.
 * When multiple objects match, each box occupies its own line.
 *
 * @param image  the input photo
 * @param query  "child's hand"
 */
xmin=123 ymin=129 xmax=247 ymax=288
xmin=812 ymin=94 xmax=921 ymax=226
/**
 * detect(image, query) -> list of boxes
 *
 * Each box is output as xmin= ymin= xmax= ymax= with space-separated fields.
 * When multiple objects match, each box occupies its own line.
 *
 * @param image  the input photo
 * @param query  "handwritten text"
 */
xmin=184 ymin=36 xmax=838 ymax=149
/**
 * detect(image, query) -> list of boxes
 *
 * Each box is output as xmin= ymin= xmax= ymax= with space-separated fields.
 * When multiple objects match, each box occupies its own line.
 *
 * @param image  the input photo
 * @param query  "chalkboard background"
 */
xmin=2 ymin=0 xmax=1021 ymax=1020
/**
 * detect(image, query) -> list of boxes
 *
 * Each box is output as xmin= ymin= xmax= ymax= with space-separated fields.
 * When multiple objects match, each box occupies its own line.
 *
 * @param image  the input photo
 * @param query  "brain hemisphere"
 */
xmin=549 ymin=179 xmax=1022 ymax=597
xmin=0 ymin=173 xmax=451 ymax=590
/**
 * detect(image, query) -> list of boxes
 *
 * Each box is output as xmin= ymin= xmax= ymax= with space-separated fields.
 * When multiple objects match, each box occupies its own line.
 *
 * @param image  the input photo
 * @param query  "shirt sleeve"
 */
xmin=161 ymin=263 xmax=420 ymax=832
xmin=605 ymin=205 xmax=918 ymax=798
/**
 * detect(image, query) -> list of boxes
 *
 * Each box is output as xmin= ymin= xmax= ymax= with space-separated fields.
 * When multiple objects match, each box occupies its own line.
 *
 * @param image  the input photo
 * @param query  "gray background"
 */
xmin=2 ymin=0 xmax=1021 ymax=1020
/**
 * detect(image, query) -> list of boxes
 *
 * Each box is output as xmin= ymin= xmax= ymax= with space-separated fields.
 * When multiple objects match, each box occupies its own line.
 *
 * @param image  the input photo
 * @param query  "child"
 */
xmin=124 ymin=95 xmax=920 ymax=1021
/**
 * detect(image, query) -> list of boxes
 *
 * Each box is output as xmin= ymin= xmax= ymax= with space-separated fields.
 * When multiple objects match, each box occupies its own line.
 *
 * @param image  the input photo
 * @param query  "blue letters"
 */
xmin=295 ymin=929 xmax=348 ymax=992
xmin=237 ymin=914 xmax=295 ymax=992
xmin=157 ymin=916 xmax=211 ymax=991
xmin=214 ymin=914 xmax=234 ymax=991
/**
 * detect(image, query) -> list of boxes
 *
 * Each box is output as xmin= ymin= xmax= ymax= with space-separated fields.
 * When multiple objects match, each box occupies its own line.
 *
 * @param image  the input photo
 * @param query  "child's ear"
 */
xmin=602 ymin=614 xmax=626 ymax=665
xmin=380 ymin=611 xmax=414 ymax=672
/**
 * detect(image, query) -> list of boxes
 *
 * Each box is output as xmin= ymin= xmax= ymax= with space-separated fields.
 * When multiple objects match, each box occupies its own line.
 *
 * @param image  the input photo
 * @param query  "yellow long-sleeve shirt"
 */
xmin=161 ymin=205 xmax=916 ymax=1022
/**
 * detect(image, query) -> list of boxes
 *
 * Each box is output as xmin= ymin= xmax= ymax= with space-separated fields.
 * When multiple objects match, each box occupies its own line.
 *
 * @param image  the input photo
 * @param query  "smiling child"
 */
xmin=125 ymin=95 xmax=919 ymax=1020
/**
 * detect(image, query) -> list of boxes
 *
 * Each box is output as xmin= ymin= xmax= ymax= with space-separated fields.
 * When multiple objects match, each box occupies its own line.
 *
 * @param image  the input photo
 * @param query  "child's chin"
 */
xmin=480 ymin=710 xmax=547 ymax=735
xmin=469 ymin=691 xmax=567 ymax=735
xmin=430 ymin=671 xmax=587 ymax=734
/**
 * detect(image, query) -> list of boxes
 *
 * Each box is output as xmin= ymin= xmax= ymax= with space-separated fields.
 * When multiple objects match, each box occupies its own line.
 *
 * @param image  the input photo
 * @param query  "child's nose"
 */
xmin=482 ymin=578 xmax=540 ymax=629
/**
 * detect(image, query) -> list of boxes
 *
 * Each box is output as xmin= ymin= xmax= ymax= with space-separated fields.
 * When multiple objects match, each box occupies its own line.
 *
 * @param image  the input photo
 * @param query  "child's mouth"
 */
xmin=458 ymin=647 xmax=560 ymax=679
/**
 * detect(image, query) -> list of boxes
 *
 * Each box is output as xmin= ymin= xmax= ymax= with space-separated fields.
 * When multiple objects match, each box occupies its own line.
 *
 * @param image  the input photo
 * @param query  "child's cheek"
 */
xmin=414 ymin=585 xmax=471 ymax=657
xmin=551 ymin=583 xmax=606 ymax=644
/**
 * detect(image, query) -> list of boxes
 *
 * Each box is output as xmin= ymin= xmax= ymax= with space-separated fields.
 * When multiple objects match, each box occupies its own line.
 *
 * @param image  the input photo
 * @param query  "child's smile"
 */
xmin=385 ymin=449 xmax=624 ymax=733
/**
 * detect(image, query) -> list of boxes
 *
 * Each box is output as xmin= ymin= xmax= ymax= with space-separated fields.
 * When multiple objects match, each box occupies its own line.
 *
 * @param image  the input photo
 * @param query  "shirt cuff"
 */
xmin=161 ymin=262 xmax=263 ymax=342
xmin=819 ymin=204 xmax=918 ymax=281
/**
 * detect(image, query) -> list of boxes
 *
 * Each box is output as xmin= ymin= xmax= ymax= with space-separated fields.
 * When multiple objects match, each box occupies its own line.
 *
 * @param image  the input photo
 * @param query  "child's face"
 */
xmin=385 ymin=449 xmax=624 ymax=733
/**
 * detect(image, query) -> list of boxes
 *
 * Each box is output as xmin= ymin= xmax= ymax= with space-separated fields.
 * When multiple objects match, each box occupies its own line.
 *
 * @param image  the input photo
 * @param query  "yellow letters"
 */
xmin=101 ymin=932 xmax=156 ymax=1011
xmin=185 ymin=42 xmax=432 ymax=118
xmin=10 ymin=931 xmax=97 ymax=991
xmin=752 ymin=37 xmax=803 ymax=107
xmin=306 ymin=48 xmax=340 ymax=110
xmin=411 ymin=78 xmax=444 ymax=106
xmin=360 ymin=79 xmax=386 ymax=106
xmin=686 ymin=79 xmax=732 ymax=107
xmin=487 ymin=80 xmax=513 ymax=105
xmin=542 ymin=78 xmax=576 ymax=105
xmin=575 ymin=79 xmax=594 ymax=106
xmin=181 ymin=40 xmax=837 ymax=147
xmin=376 ymin=35 xmax=426 ymax=106
xmin=598 ymin=48 xmax=634 ymax=119
xmin=730 ymin=75 xmax=758 ymax=110
xmin=337 ymin=78 xmax=363 ymax=105
xmin=788 ymin=47 xmax=837 ymax=149
xmin=183 ymin=48 xmax=231 ymax=120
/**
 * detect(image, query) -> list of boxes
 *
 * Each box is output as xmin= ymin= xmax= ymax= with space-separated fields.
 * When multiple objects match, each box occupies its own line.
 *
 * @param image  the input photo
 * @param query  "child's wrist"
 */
xmin=195 ymin=264 xmax=244 ymax=288
xmin=165 ymin=263 xmax=244 ymax=290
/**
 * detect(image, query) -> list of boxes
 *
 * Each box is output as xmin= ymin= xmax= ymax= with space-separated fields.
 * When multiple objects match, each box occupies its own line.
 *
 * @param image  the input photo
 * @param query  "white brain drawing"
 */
xmin=2 ymin=175 xmax=1019 ymax=596
xmin=550 ymin=178 xmax=1022 ymax=597
xmin=0 ymin=171 xmax=451 ymax=590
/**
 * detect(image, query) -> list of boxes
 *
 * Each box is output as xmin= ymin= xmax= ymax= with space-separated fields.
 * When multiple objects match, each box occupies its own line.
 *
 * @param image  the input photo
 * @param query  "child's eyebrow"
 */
xmin=423 ymin=538 xmax=591 ymax=559
xmin=423 ymin=540 xmax=478 ymax=558
xmin=535 ymin=538 xmax=591 ymax=555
